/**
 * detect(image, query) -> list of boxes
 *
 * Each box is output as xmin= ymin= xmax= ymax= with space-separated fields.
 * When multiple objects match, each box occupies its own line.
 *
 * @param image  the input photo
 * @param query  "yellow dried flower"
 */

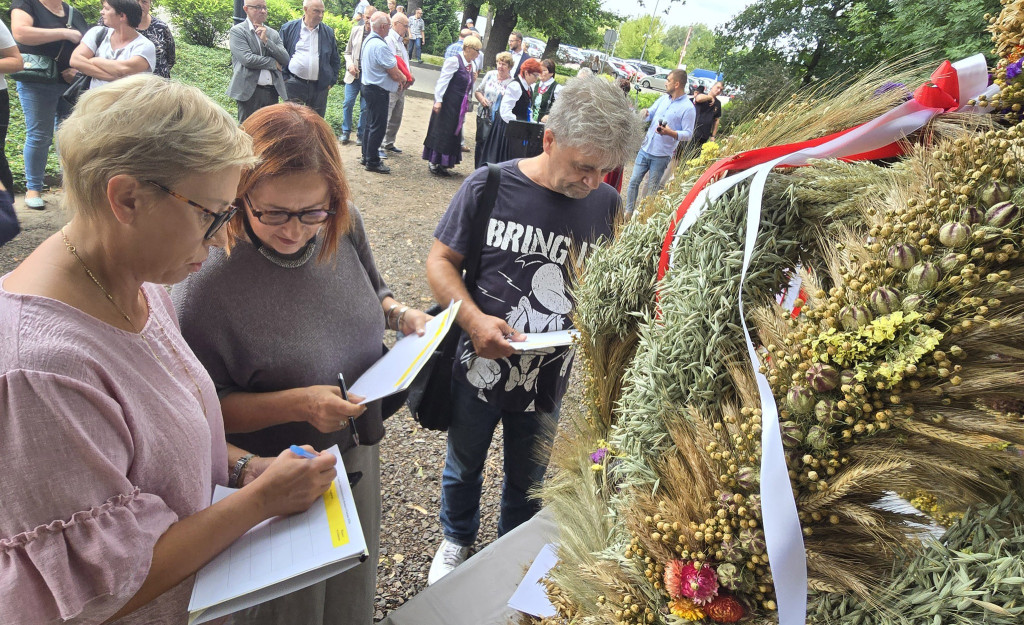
xmin=669 ymin=598 xmax=706 ymax=621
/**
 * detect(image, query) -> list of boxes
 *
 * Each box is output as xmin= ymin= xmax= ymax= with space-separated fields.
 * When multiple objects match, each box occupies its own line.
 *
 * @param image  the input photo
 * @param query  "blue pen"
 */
xmin=338 ymin=373 xmax=360 ymax=446
xmin=289 ymin=444 xmax=318 ymax=459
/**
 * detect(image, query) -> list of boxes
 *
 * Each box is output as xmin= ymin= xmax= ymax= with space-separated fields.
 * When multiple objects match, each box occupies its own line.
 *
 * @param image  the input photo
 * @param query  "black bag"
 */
xmin=61 ymin=72 xmax=91 ymax=106
xmin=0 ymin=192 xmax=20 ymax=247
xmin=405 ymin=163 xmax=503 ymax=431
xmin=61 ymin=28 xmax=106 ymax=106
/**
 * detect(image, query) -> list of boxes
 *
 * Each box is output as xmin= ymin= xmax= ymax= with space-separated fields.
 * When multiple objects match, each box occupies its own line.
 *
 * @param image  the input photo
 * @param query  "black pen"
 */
xmin=337 ymin=373 xmax=359 ymax=446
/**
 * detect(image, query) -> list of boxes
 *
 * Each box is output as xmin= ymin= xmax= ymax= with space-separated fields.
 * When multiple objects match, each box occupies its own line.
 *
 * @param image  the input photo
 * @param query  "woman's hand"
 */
xmin=304 ymin=384 xmax=366 ymax=433
xmin=398 ymin=308 xmax=431 ymax=337
xmin=433 ymin=101 xmax=442 ymax=113
xmin=65 ymin=28 xmax=83 ymax=44
xmin=60 ymin=68 xmax=79 ymax=83
xmin=247 ymin=446 xmax=337 ymax=518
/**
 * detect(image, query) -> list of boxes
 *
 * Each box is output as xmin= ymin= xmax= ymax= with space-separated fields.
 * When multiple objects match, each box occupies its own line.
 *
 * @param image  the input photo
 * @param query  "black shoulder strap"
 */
xmin=462 ymin=163 xmax=502 ymax=290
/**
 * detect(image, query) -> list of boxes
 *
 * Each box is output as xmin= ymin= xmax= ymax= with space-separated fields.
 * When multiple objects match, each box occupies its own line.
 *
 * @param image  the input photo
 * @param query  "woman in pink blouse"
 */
xmin=0 ymin=74 xmax=337 ymax=625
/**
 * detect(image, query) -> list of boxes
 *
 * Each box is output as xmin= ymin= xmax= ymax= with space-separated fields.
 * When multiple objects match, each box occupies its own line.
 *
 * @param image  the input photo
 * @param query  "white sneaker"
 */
xmin=428 ymin=538 xmax=470 ymax=585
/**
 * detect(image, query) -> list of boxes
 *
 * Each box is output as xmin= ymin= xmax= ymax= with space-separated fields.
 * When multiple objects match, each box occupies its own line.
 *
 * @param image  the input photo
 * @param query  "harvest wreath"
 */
xmin=523 ymin=2 xmax=1024 ymax=624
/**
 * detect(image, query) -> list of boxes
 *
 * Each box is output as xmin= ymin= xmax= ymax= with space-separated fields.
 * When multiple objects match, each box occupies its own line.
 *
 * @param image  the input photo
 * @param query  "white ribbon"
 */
xmin=663 ymin=54 xmax=993 ymax=624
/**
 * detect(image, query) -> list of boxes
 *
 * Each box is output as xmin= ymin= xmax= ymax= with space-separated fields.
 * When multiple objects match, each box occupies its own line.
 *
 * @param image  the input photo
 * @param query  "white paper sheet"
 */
xmin=348 ymin=301 xmax=462 ymax=403
xmin=506 ymin=543 xmax=559 ymax=618
xmin=188 ymin=445 xmax=366 ymax=624
xmin=508 ymin=329 xmax=579 ymax=351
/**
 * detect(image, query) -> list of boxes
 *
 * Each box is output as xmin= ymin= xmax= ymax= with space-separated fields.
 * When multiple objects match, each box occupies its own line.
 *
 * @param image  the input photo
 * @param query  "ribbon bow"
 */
xmin=912 ymin=60 xmax=961 ymax=110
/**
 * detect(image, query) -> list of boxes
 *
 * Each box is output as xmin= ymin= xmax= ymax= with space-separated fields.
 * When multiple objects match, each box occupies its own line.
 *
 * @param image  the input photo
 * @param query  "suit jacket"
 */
xmin=226 ymin=20 xmax=290 ymax=101
xmin=343 ymin=22 xmax=368 ymax=85
xmin=280 ymin=19 xmax=341 ymax=90
xmin=512 ymin=51 xmax=532 ymax=78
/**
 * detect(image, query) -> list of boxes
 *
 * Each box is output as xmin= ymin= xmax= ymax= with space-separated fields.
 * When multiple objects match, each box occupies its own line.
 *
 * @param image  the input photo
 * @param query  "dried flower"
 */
xmin=669 ymin=598 xmax=706 ymax=621
xmin=706 ymin=594 xmax=746 ymax=623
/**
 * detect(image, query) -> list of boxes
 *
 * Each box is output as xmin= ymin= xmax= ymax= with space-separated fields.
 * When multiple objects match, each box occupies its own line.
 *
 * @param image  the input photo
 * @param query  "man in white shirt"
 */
xmin=280 ymin=0 xmax=341 ymax=117
xmin=227 ymin=1 xmax=290 ymax=122
xmin=380 ymin=12 xmax=414 ymax=157
xmin=508 ymin=31 xmax=530 ymax=77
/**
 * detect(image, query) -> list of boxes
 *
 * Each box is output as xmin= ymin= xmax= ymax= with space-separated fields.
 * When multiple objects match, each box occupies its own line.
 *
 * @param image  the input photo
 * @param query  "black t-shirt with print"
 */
xmin=12 ymin=0 xmax=89 ymax=72
xmin=434 ymin=159 xmax=618 ymax=413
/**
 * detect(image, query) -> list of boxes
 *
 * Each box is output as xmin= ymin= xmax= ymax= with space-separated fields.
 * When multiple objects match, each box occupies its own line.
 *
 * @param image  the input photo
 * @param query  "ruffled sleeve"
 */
xmin=0 ymin=370 xmax=180 ymax=624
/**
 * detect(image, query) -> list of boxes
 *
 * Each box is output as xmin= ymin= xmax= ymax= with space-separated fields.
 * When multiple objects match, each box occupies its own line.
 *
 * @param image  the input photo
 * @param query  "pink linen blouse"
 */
xmin=0 ymin=277 xmax=228 ymax=625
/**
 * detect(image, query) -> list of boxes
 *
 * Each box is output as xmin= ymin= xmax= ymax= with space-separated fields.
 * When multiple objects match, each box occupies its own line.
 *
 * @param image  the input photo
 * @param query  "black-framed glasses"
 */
xmin=244 ymin=195 xmax=336 ymax=225
xmin=147 ymin=181 xmax=238 ymax=240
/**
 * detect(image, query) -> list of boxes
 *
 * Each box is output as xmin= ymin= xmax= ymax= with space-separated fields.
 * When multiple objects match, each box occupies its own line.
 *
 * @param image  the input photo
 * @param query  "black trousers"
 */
xmin=284 ymin=77 xmax=330 ymax=118
xmin=237 ymin=85 xmax=279 ymax=123
xmin=0 ymin=89 xmax=13 ymax=198
xmin=360 ymin=83 xmax=390 ymax=165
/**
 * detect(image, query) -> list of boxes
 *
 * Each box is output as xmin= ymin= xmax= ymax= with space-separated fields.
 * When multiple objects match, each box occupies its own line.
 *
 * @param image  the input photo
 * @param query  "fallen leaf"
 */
xmin=405 ymin=503 xmax=429 ymax=515
xmin=393 ymin=553 xmax=405 ymax=563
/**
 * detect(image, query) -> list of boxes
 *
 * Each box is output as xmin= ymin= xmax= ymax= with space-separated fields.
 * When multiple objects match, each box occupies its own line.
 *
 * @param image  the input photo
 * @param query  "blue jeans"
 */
xmin=407 ymin=38 xmax=422 ymax=61
xmin=439 ymin=380 xmax=561 ymax=547
xmin=17 ymin=81 xmax=72 ymax=192
xmin=342 ymin=77 xmax=365 ymax=136
xmin=625 ymin=149 xmax=671 ymax=215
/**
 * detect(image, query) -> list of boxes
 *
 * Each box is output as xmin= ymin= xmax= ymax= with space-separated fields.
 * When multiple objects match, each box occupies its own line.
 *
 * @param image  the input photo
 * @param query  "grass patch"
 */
xmin=2 ymin=40 xmax=361 ymax=193
xmin=420 ymin=54 xmax=444 ymax=66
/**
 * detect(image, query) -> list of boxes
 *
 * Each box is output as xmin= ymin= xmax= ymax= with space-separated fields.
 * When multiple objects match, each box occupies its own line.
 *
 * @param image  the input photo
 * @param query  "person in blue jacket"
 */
xmin=280 ymin=0 xmax=341 ymax=118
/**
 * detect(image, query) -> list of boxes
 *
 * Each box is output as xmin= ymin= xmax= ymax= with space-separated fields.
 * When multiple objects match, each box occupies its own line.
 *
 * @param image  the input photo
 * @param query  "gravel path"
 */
xmin=0 ymin=94 xmax=602 ymax=622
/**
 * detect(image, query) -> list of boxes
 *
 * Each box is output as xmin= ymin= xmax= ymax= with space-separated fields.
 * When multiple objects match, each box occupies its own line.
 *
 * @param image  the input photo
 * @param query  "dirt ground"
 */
xmin=0 ymin=94 xmax=620 ymax=621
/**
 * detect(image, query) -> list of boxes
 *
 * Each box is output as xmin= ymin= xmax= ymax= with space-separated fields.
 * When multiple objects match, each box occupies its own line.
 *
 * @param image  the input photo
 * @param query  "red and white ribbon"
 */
xmin=656 ymin=54 xmax=993 ymax=624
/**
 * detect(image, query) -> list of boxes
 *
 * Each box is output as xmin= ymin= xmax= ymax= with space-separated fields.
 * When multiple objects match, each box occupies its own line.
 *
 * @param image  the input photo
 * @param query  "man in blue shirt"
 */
xmin=624 ymin=69 xmax=694 ymax=215
xmin=360 ymin=12 xmax=407 ymax=173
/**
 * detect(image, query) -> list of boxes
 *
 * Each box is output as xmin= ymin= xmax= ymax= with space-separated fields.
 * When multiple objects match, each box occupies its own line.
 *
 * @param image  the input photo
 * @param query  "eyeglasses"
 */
xmin=245 ymin=4 xmax=268 ymax=10
xmin=245 ymin=195 xmax=336 ymax=225
xmin=147 ymin=181 xmax=238 ymax=240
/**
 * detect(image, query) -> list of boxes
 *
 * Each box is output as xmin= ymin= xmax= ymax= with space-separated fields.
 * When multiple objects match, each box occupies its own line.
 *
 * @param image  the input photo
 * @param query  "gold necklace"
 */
xmin=61 ymin=228 xmax=208 ymax=418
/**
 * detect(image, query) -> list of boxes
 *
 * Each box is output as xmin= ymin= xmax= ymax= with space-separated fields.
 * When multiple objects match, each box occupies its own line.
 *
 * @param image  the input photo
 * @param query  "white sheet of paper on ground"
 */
xmin=506 ymin=543 xmax=559 ymax=618
xmin=187 ymin=445 xmax=367 ymax=624
xmin=348 ymin=300 xmax=462 ymax=404
xmin=508 ymin=329 xmax=579 ymax=351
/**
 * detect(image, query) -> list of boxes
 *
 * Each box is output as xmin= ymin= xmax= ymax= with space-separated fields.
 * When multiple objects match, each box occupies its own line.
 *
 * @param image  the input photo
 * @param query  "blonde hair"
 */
xmin=463 ymin=35 xmax=482 ymax=51
xmin=495 ymin=51 xmax=513 ymax=67
xmin=56 ymin=74 xmax=256 ymax=217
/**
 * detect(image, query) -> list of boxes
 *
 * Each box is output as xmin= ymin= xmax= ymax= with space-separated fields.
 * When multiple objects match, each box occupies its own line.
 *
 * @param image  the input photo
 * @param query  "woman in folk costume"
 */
xmin=422 ymin=35 xmax=482 ymax=176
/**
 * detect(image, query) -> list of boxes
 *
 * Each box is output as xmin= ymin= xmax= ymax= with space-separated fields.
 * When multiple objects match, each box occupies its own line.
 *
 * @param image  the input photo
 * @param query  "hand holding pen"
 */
xmin=337 ymin=374 xmax=360 ymax=446
xmin=301 ymin=381 xmax=365 ymax=434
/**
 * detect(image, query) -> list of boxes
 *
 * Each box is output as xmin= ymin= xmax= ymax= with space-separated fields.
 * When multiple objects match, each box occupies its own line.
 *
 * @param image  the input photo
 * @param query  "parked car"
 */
xmin=523 ymin=36 xmax=546 ymax=58
xmin=608 ymin=57 xmax=641 ymax=79
xmin=625 ymin=59 xmax=658 ymax=76
xmin=641 ymin=72 xmax=668 ymax=91
xmin=557 ymin=45 xmax=586 ymax=65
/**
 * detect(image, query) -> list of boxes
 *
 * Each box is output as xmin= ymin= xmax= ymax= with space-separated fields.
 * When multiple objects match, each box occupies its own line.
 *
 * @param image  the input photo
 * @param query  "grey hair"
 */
xmin=370 ymin=11 xmax=390 ymax=27
xmin=545 ymin=76 xmax=642 ymax=169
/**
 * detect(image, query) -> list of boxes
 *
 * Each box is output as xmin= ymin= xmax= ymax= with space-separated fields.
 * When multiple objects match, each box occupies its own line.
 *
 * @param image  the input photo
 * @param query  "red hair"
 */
xmin=230 ymin=103 xmax=352 ymax=262
xmin=519 ymin=58 xmax=543 ymax=76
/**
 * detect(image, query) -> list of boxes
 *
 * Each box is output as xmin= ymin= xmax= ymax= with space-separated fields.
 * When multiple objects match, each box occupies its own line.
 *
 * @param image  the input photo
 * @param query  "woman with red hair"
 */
xmin=478 ymin=56 xmax=543 ymax=166
xmin=172 ymin=102 xmax=430 ymax=625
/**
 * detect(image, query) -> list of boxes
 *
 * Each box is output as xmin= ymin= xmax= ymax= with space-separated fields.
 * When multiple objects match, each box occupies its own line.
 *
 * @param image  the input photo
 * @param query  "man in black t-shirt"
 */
xmin=691 ymin=80 xmax=723 ymax=152
xmin=425 ymin=76 xmax=642 ymax=585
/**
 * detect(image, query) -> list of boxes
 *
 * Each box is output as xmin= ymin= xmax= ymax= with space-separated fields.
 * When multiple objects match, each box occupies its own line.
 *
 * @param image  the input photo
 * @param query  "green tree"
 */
xmin=614 ymin=15 xmax=666 ymax=62
xmin=667 ymin=23 xmax=715 ymax=71
xmin=879 ymin=0 xmax=1001 ymax=65
xmin=714 ymin=0 xmax=894 ymax=86
xmin=421 ymin=0 xmax=461 ymax=56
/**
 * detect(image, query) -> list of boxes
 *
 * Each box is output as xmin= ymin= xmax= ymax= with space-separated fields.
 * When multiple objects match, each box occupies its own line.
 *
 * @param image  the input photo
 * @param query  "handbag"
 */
xmin=10 ymin=7 xmax=75 ymax=84
xmin=61 ymin=28 xmax=106 ymax=106
xmin=405 ymin=163 xmax=503 ymax=431
xmin=0 ymin=192 xmax=20 ymax=248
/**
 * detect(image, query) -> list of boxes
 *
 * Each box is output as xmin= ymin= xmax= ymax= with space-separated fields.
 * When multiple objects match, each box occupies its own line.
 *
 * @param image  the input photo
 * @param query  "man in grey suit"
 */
xmin=227 ymin=1 xmax=290 ymax=123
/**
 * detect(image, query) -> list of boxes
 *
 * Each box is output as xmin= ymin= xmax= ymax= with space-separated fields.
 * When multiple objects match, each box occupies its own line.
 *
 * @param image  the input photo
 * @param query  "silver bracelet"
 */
xmin=385 ymin=304 xmax=400 ymax=330
xmin=229 ymin=453 xmax=255 ymax=488
xmin=396 ymin=306 xmax=410 ymax=333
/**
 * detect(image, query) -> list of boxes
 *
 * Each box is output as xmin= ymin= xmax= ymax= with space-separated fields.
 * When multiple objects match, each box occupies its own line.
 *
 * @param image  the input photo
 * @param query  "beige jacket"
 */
xmin=343 ymin=22 xmax=369 ymax=85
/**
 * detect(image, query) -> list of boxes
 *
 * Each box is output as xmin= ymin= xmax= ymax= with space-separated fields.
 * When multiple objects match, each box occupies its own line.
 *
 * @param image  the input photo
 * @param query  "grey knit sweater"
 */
xmin=171 ymin=207 xmax=392 ymax=456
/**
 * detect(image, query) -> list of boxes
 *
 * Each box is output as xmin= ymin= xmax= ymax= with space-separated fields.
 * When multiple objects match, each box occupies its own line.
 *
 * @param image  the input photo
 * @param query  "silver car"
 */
xmin=640 ymin=72 xmax=668 ymax=91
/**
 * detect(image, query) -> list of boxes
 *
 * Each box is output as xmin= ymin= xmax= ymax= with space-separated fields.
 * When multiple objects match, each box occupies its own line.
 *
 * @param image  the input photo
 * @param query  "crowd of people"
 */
xmin=0 ymin=2 xmax=731 ymax=623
